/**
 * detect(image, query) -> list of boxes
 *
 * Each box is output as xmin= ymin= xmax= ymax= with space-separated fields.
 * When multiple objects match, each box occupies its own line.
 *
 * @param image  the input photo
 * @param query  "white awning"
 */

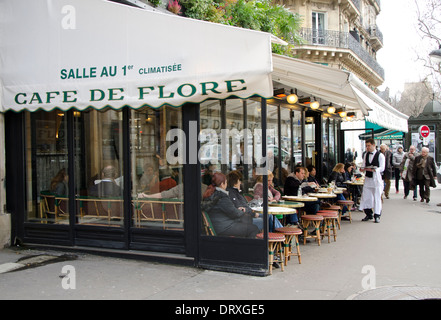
xmin=0 ymin=0 xmax=274 ymax=112
xmin=348 ymin=74 xmax=409 ymax=132
xmin=272 ymin=54 xmax=409 ymax=132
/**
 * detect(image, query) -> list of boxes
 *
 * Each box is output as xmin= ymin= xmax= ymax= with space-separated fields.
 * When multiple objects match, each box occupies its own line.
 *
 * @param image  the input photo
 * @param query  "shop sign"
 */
xmin=0 ymin=0 xmax=273 ymax=112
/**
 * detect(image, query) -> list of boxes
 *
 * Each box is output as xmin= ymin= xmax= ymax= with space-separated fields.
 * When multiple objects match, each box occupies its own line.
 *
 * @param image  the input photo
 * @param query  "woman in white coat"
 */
xmin=359 ymin=138 xmax=385 ymax=223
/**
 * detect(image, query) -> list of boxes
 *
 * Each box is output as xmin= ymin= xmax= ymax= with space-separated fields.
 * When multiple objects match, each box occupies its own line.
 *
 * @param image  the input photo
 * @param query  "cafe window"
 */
xmin=130 ymin=106 xmax=184 ymax=230
xmin=25 ymin=110 xmax=69 ymax=223
xmin=200 ymin=99 xmax=266 ymax=239
xmin=74 ymin=108 xmax=124 ymax=226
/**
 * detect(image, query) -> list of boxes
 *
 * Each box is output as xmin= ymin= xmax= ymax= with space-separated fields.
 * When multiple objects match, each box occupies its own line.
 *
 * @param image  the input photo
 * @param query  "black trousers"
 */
xmin=394 ymin=168 xmax=401 ymax=191
xmin=219 ymin=222 xmax=259 ymax=238
xmin=416 ymin=179 xmax=431 ymax=200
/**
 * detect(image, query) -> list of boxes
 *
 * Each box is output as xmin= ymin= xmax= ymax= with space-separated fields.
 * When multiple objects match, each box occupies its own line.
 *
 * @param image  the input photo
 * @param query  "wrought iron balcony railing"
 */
xmin=294 ymin=28 xmax=385 ymax=80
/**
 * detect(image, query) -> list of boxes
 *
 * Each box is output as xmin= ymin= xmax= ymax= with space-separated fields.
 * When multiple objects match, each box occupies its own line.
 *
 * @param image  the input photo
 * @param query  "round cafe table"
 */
xmin=269 ymin=201 xmax=304 ymax=225
xmin=307 ymin=193 xmax=337 ymax=199
xmin=269 ymin=201 xmax=305 ymax=209
xmin=282 ymin=195 xmax=318 ymax=202
xmin=253 ymin=206 xmax=297 ymax=231
xmin=307 ymin=193 xmax=337 ymax=208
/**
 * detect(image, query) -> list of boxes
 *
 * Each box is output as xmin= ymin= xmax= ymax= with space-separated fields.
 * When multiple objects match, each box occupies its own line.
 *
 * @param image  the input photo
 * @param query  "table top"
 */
xmin=345 ymin=180 xmax=364 ymax=186
xmin=268 ymin=201 xmax=305 ymax=208
xmin=307 ymin=193 xmax=337 ymax=198
xmin=252 ymin=206 xmax=297 ymax=215
xmin=282 ymin=195 xmax=318 ymax=202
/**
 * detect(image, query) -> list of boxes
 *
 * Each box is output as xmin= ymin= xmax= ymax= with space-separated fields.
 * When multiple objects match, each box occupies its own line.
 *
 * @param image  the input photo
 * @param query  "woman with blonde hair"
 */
xmin=328 ymin=163 xmax=346 ymax=188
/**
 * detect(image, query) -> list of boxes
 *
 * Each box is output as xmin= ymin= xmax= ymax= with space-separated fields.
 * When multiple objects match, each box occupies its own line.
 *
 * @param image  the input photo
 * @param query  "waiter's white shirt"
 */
xmin=359 ymin=149 xmax=386 ymax=214
xmin=362 ymin=150 xmax=385 ymax=188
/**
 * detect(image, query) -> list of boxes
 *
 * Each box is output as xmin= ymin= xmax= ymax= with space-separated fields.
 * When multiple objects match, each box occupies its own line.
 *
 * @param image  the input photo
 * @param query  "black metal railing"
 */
xmin=295 ymin=28 xmax=385 ymax=79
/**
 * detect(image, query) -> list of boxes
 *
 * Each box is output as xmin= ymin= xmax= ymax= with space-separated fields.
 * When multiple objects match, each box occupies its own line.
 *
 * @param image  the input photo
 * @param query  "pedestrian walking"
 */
xmin=360 ymin=138 xmax=385 ymax=223
xmin=392 ymin=145 xmax=404 ymax=193
xmin=380 ymin=144 xmax=392 ymax=199
xmin=400 ymin=145 xmax=418 ymax=200
xmin=411 ymin=147 xmax=437 ymax=203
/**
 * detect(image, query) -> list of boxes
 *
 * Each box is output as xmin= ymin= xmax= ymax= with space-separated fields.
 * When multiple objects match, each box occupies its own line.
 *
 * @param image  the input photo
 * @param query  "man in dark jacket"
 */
xmin=88 ymin=165 xmax=122 ymax=198
xmin=380 ymin=144 xmax=393 ymax=199
xmin=284 ymin=167 xmax=319 ymax=215
xmin=411 ymin=147 xmax=437 ymax=203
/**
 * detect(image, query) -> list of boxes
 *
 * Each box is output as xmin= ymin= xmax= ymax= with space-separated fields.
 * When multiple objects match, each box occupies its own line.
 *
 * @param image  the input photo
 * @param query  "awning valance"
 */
xmin=0 ymin=0 xmax=274 ymax=112
xmin=272 ymin=54 xmax=409 ymax=132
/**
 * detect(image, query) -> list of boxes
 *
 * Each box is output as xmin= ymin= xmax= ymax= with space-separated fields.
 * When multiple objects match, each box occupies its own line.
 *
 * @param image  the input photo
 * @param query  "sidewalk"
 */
xmin=1 ymin=181 xmax=441 ymax=300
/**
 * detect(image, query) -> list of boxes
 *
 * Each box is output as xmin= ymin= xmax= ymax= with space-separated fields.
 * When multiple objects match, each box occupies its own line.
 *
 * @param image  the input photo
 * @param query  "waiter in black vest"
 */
xmin=359 ymin=138 xmax=385 ymax=223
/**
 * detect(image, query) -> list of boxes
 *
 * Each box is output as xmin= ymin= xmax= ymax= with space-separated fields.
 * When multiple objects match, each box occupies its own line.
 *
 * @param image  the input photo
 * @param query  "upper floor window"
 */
xmin=312 ymin=12 xmax=326 ymax=44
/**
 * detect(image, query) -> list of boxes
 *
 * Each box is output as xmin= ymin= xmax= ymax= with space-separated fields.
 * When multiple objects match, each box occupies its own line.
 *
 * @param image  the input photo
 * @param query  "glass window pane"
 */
xmin=200 ymin=99 xmax=262 ymax=239
xmin=74 ymin=108 xmax=124 ymax=226
xmin=131 ymin=106 xmax=184 ymax=230
xmin=25 ymin=110 xmax=69 ymax=224
xmin=292 ymin=109 xmax=303 ymax=167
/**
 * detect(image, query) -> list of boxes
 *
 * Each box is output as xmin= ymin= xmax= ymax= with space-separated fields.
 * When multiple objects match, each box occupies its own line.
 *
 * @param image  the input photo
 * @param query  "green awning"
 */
xmin=359 ymin=128 xmax=404 ymax=140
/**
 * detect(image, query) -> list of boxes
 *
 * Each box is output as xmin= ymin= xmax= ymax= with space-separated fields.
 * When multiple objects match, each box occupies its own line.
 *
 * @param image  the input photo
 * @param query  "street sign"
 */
xmin=419 ymin=125 xmax=430 ymax=138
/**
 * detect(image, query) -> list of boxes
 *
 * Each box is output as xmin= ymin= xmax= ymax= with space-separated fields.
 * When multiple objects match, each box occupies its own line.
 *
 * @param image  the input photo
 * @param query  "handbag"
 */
xmin=401 ymin=158 xmax=410 ymax=179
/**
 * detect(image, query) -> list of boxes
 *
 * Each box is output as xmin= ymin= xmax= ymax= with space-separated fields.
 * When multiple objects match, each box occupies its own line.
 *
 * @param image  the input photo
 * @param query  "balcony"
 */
xmin=368 ymin=24 xmax=383 ymax=50
xmin=293 ymin=28 xmax=385 ymax=81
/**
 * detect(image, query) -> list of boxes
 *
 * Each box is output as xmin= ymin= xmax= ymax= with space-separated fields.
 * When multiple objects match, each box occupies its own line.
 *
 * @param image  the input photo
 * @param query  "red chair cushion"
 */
xmin=301 ymin=215 xmax=324 ymax=221
xmin=317 ymin=212 xmax=338 ymax=218
xmin=256 ymin=232 xmax=286 ymax=241
xmin=337 ymin=200 xmax=354 ymax=204
xmin=275 ymin=227 xmax=302 ymax=235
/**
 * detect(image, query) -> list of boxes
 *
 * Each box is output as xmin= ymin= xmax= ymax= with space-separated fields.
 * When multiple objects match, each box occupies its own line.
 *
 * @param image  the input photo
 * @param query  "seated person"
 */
xmin=328 ymin=163 xmax=347 ymax=188
xmin=301 ymin=166 xmax=319 ymax=191
xmin=201 ymin=172 xmax=259 ymax=238
xmin=50 ymin=168 xmax=68 ymax=196
xmin=307 ymin=165 xmax=321 ymax=186
xmin=149 ymin=168 xmax=177 ymax=193
xmin=253 ymin=171 xmax=281 ymax=202
xmin=329 ymin=163 xmax=349 ymax=214
xmin=88 ymin=165 xmax=122 ymax=197
xmin=139 ymin=164 xmax=159 ymax=192
xmin=284 ymin=167 xmax=320 ymax=217
xmin=344 ymin=162 xmax=353 ymax=182
xmin=227 ymin=171 xmax=282 ymax=232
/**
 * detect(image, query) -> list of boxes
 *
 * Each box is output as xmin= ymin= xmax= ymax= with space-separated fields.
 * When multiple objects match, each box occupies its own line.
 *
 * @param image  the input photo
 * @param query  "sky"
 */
xmin=376 ymin=0 xmax=432 ymax=96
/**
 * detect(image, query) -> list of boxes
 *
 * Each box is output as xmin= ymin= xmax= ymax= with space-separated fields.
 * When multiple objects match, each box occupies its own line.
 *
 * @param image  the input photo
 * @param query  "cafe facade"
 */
xmin=0 ymin=0 xmax=408 ymax=275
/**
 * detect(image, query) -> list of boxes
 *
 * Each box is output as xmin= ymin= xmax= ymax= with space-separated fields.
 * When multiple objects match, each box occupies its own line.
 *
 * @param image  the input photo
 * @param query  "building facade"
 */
xmin=280 ymin=0 xmax=383 ymax=89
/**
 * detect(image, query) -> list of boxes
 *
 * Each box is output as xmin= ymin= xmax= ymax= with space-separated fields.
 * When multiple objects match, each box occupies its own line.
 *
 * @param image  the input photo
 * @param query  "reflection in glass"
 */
xmin=74 ymin=108 xmax=124 ymax=226
xmin=200 ymin=99 xmax=265 ymax=239
xmin=131 ymin=106 xmax=184 ymax=230
xmin=25 ymin=110 xmax=69 ymax=224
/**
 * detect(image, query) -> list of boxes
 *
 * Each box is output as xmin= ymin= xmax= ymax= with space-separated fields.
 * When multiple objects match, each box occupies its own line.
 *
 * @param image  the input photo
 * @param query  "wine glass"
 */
xmin=257 ymin=197 xmax=263 ymax=208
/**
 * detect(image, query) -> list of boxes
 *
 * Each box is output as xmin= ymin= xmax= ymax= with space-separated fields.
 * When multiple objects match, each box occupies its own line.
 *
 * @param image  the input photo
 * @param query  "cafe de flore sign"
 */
xmin=0 ymin=0 xmax=274 ymax=112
